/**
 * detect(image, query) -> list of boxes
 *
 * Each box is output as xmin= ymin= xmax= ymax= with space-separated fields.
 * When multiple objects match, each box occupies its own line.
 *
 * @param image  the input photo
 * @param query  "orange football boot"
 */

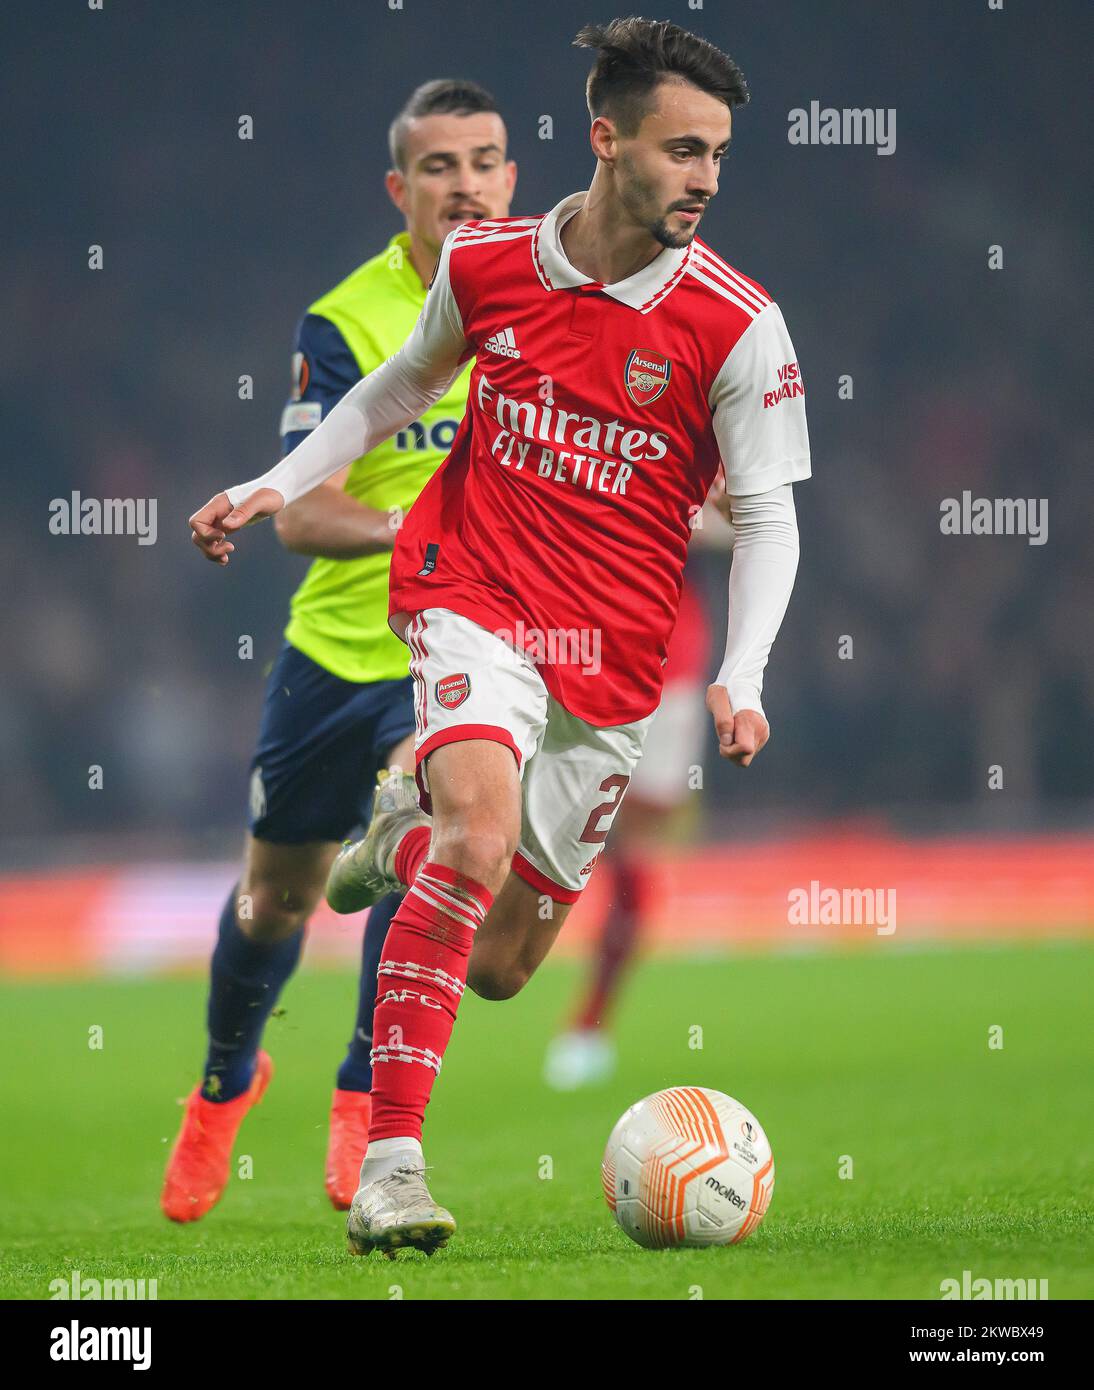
xmin=161 ymin=1051 xmax=274 ymax=1222
xmin=325 ymin=1089 xmax=372 ymax=1210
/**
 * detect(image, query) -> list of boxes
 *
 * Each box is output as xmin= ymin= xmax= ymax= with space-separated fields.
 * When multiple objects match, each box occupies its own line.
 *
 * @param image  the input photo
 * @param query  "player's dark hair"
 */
xmin=574 ymin=17 xmax=749 ymax=136
xmin=389 ymin=79 xmax=502 ymax=172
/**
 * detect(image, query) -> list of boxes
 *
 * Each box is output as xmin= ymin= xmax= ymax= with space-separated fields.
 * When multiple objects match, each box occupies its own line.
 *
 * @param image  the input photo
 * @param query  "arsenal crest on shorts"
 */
xmin=436 ymin=673 xmax=471 ymax=709
xmin=625 ymin=349 xmax=671 ymax=407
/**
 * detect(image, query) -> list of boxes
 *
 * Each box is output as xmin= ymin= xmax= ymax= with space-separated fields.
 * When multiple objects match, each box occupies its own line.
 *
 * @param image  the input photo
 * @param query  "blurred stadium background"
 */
xmin=2 ymin=0 xmax=1091 ymax=971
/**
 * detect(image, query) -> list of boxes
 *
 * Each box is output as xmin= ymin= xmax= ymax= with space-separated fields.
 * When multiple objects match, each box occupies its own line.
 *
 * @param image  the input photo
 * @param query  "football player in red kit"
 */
xmin=190 ymin=17 xmax=810 ymax=1256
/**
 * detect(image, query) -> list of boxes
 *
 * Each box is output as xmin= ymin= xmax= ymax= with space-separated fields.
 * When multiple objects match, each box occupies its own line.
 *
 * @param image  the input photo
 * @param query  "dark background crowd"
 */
xmin=3 ymin=0 xmax=1090 ymax=863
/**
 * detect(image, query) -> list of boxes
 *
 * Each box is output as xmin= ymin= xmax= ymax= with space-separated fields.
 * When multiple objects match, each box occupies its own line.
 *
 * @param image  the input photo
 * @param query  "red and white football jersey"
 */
xmin=388 ymin=191 xmax=811 ymax=726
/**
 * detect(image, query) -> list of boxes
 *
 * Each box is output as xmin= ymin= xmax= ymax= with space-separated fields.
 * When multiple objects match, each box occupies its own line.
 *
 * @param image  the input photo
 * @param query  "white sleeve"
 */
xmin=713 ymin=482 xmax=800 ymax=722
xmin=224 ymin=233 xmax=469 ymax=509
xmin=709 ymin=302 xmax=811 ymax=497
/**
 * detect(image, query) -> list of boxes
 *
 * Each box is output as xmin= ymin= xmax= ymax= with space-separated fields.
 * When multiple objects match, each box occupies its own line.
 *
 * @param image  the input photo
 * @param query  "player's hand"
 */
xmin=188 ymin=487 xmax=284 ymax=565
xmin=706 ymin=684 xmax=769 ymax=767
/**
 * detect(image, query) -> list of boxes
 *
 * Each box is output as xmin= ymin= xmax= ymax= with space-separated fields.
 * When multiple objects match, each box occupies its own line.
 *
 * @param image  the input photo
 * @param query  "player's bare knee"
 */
xmin=467 ymin=958 xmax=530 ymax=1001
xmin=431 ymin=825 xmax=516 ymax=895
xmin=235 ymin=883 xmax=315 ymax=942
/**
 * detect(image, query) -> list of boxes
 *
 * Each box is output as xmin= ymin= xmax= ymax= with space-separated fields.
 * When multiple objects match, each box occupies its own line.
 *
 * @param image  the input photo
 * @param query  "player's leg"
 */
xmin=344 ymin=736 xmax=522 ymax=1255
xmin=344 ymin=609 xmax=548 ymax=1255
xmin=204 ymin=647 xmax=398 ymax=1099
xmin=338 ymin=645 xmax=653 ymax=1044
xmin=349 ymin=741 xmax=576 ymax=997
xmin=344 ymin=711 xmax=651 ymax=1251
xmin=467 ymin=693 xmax=654 ymax=1011
xmin=337 ymin=727 xmax=417 ymax=1093
xmin=326 ymin=729 xmax=415 ymax=1209
xmin=352 ymin=688 xmax=651 ymax=1085
xmin=465 ymin=869 xmax=572 ymax=998
xmin=361 ymin=735 xmax=522 ymax=1143
xmin=209 ymin=834 xmax=334 ymax=1086
xmin=163 ymin=642 xmax=383 ymax=1221
xmin=326 ymin=891 xmax=398 ymax=1207
xmin=162 ymin=833 xmax=335 ymax=1222
xmin=339 ymin=611 xmax=650 ymax=1253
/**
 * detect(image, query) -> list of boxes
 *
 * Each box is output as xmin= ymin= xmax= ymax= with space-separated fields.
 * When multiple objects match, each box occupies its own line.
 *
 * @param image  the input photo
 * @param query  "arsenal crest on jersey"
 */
xmin=436 ymin=673 xmax=471 ymax=709
xmin=625 ymin=348 xmax=671 ymax=407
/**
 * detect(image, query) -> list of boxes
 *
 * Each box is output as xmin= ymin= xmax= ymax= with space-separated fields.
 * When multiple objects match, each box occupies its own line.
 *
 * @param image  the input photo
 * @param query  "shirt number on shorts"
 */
xmin=579 ymin=774 xmax=631 ymax=844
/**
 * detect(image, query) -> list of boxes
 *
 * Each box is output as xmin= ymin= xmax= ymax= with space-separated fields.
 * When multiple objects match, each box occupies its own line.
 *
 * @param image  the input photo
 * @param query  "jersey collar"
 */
xmin=531 ymin=190 xmax=691 ymax=314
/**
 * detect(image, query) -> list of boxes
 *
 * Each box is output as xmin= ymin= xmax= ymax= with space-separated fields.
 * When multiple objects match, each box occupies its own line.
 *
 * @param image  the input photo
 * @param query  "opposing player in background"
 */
xmin=162 ymin=80 xmax=516 ymax=1222
xmin=189 ymin=17 xmax=810 ymax=1255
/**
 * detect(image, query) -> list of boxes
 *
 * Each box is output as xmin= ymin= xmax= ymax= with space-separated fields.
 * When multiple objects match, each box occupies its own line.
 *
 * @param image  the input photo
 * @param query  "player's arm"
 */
xmin=189 ymin=234 xmax=470 ymax=564
xmin=272 ymin=314 xmax=399 ymax=559
xmin=708 ymin=484 xmax=800 ymax=765
xmin=706 ymin=302 xmax=811 ymax=765
xmin=273 ymin=464 xmax=397 ymax=558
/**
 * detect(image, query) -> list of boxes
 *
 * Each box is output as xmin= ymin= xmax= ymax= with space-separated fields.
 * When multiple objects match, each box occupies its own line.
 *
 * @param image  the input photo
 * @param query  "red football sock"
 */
xmin=394 ymin=824 xmax=431 ymax=889
xmin=576 ymin=855 xmax=647 ymax=1030
xmin=369 ymin=861 xmax=493 ymax=1142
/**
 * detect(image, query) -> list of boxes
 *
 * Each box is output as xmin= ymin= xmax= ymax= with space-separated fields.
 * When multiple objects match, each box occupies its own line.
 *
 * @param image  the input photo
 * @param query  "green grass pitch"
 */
xmin=1 ymin=942 xmax=1090 ymax=1300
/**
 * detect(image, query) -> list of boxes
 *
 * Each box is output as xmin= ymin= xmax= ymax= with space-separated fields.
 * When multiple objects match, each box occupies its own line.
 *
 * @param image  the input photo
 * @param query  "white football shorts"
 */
xmin=404 ymin=607 xmax=654 ymax=901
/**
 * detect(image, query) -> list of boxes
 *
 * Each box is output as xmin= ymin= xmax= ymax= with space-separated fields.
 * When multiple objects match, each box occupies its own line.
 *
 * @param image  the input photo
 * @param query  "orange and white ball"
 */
xmin=602 ymin=1087 xmax=775 ymax=1249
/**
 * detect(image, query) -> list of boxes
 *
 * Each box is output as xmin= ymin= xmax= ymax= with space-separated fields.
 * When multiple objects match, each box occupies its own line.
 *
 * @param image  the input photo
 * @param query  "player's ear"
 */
xmin=589 ymin=116 xmax=617 ymax=165
xmin=385 ymin=168 xmax=407 ymax=215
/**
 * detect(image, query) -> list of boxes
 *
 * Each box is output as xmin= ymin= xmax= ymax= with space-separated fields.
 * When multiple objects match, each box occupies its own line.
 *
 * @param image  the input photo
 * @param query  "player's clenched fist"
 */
xmin=706 ymin=683 xmax=769 ymax=767
xmin=188 ymin=487 xmax=284 ymax=565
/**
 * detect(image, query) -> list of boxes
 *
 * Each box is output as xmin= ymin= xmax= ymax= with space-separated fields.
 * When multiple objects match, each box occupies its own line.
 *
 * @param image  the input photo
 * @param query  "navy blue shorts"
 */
xmin=248 ymin=642 xmax=416 ymax=844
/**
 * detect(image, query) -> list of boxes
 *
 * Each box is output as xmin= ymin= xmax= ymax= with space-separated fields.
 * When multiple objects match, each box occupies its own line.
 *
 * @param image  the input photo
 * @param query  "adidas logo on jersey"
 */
xmin=484 ymin=327 xmax=521 ymax=358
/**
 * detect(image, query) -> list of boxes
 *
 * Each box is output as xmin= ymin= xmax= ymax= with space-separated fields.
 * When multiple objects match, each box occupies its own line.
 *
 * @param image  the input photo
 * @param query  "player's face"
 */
xmin=390 ymin=112 xmax=516 ymax=258
xmin=615 ymin=80 xmax=731 ymax=249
